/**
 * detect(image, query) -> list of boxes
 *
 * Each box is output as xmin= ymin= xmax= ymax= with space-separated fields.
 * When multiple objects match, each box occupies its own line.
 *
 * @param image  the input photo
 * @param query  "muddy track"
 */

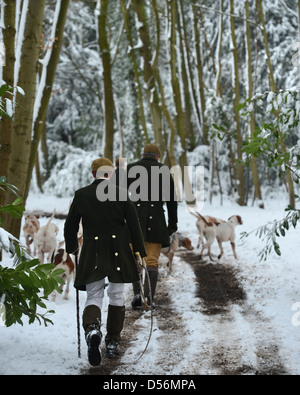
xmin=179 ymin=252 xmax=246 ymax=315
xmin=179 ymin=251 xmax=287 ymax=375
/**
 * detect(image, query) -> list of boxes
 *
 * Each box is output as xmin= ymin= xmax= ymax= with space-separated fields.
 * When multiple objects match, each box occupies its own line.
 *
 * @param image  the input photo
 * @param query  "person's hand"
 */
xmin=135 ymin=252 xmax=143 ymax=274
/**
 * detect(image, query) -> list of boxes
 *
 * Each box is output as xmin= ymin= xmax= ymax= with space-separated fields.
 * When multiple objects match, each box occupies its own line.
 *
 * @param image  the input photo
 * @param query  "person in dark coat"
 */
xmin=127 ymin=144 xmax=178 ymax=308
xmin=64 ymin=157 xmax=146 ymax=366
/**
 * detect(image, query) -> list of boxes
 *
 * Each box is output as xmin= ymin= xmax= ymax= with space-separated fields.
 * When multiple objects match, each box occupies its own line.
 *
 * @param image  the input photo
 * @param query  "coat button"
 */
xmin=112 ymin=235 xmax=116 ymax=238
xmin=95 ymin=236 xmax=99 ymax=240
xmin=148 ymin=227 xmax=151 ymax=231
xmin=151 ymin=204 xmax=154 ymax=207
xmin=149 ymin=216 xmax=153 ymax=219
xmin=117 ymin=267 xmax=121 ymax=271
xmin=137 ymin=204 xmax=141 ymax=207
xmin=115 ymin=252 xmax=119 ymax=256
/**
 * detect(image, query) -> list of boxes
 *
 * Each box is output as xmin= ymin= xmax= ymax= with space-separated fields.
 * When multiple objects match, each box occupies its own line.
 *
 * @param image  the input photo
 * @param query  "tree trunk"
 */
xmin=0 ymin=0 xmax=16 ymax=207
xmin=169 ymin=0 xmax=194 ymax=205
xmin=120 ymin=0 xmax=149 ymax=145
xmin=4 ymin=0 xmax=46 ymax=238
xmin=97 ymin=0 xmax=115 ymax=161
xmin=256 ymin=0 xmax=295 ymax=208
xmin=230 ymin=0 xmax=246 ymax=206
xmin=24 ymin=0 xmax=70 ymax=200
xmin=245 ymin=0 xmax=263 ymax=208
xmin=215 ymin=0 xmax=224 ymax=98
xmin=131 ymin=0 xmax=164 ymax=154
xmin=177 ymin=0 xmax=195 ymax=151
xmin=192 ymin=0 xmax=209 ymax=145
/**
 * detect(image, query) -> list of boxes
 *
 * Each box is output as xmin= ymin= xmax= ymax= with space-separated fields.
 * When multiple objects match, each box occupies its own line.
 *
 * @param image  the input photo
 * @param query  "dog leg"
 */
xmin=197 ymin=235 xmax=202 ymax=249
xmin=231 ymin=241 xmax=238 ymax=259
xmin=199 ymin=243 xmax=207 ymax=259
xmin=51 ymin=290 xmax=56 ymax=302
xmin=217 ymin=239 xmax=224 ymax=260
xmin=208 ymin=247 xmax=214 ymax=262
xmin=63 ymin=276 xmax=70 ymax=300
xmin=168 ymin=252 xmax=174 ymax=272
xmin=38 ymin=250 xmax=44 ymax=265
xmin=25 ymin=235 xmax=31 ymax=254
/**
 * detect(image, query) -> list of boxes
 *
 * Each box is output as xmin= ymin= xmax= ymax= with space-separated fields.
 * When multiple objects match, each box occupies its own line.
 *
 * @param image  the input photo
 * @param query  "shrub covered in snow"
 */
xmin=42 ymin=141 xmax=99 ymax=197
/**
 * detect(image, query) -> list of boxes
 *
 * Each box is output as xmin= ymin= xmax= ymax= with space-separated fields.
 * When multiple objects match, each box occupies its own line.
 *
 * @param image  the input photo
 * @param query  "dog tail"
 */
xmin=191 ymin=209 xmax=210 ymax=226
xmin=43 ymin=209 xmax=56 ymax=235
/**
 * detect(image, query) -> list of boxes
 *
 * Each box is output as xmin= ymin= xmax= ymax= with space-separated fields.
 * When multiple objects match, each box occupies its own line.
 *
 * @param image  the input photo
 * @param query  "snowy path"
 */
xmin=83 ymin=251 xmax=288 ymax=375
xmin=1 ymin=195 xmax=300 ymax=375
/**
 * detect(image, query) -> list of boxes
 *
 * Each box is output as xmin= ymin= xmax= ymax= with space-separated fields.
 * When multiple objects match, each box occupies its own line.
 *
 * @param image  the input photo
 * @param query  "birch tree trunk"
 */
xmin=230 ymin=0 xmax=246 ymax=206
xmin=97 ymin=0 xmax=115 ymax=161
xmin=4 ymin=0 xmax=46 ymax=237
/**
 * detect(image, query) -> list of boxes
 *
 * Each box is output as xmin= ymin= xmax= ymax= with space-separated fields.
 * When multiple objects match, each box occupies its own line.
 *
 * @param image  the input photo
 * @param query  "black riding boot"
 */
xmin=144 ymin=267 xmax=158 ymax=308
xmin=105 ymin=305 xmax=125 ymax=358
xmin=82 ymin=305 xmax=102 ymax=366
xmin=131 ymin=277 xmax=142 ymax=308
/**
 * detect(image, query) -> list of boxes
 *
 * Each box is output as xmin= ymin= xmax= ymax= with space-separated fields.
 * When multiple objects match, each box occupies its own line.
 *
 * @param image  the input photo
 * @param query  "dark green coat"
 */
xmin=127 ymin=157 xmax=178 ymax=247
xmin=64 ymin=179 xmax=146 ymax=291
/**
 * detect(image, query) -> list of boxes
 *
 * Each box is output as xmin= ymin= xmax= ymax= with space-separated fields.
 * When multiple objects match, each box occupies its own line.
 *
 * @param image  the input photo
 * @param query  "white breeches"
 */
xmin=85 ymin=279 xmax=125 ymax=310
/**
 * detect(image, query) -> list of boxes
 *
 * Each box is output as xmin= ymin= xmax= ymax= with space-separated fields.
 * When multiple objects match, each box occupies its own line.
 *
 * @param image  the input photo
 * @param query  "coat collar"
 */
xmin=141 ymin=157 xmax=159 ymax=163
xmin=92 ymin=178 xmax=109 ymax=185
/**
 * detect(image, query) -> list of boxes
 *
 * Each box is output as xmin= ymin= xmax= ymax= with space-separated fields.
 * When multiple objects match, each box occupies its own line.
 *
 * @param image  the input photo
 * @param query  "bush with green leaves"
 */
xmin=239 ymin=88 xmax=300 ymax=260
xmin=213 ymin=87 xmax=300 ymax=260
xmin=0 ymin=176 xmax=65 ymax=327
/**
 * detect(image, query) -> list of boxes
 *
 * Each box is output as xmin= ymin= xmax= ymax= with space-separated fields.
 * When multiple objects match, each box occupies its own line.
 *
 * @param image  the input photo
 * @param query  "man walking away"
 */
xmin=127 ymin=144 xmax=178 ymax=308
xmin=64 ymin=158 xmax=146 ymax=366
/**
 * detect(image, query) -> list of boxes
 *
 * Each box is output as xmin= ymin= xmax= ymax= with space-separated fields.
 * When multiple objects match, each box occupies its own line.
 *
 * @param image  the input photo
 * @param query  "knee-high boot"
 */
xmin=105 ymin=305 xmax=125 ymax=358
xmin=144 ymin=267 xmax=158 ymax=307
xmin=82 ymin=305 xmax=102 ymax=366
xmin=131 ymin=275 xmax=142 ymax=308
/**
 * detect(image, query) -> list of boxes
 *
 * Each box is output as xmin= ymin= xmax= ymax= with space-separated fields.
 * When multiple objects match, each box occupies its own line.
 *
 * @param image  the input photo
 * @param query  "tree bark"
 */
xmin=0 ymin=0 xmax=16 ymax=206
xmin=24 ymin=0 xmax=69 ymax=200
xmin=97 ymin=0 xmax=115 ymax=161
xmin=4 ymin=0 xmax=46 ymax=238
xmin=131 ymin=0 xmax=164 ymax=154
xmin=120 ymin=0 xmax=149 ymax=145
xmin=256 ymin=0 xmax=295 ymax=208
xmin=245 ymin=0 xmax=263 ymax=208
xmin=192 ymin=0 xmax=209 ymax=145
xmin=230 ymin=0 xmax=246 ymax=206
xmin=169 ymin=0 xmax=194 ymax=205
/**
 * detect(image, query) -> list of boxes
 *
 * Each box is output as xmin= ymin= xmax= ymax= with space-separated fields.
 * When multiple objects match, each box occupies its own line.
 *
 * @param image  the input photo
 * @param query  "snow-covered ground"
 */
xmin=1 ymin=191 xmax=300 ymax=375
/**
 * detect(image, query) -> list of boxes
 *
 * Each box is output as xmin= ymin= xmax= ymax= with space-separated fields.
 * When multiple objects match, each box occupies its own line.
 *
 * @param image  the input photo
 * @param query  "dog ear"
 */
xmin=237 ymin=215 xmax=243 ymax=225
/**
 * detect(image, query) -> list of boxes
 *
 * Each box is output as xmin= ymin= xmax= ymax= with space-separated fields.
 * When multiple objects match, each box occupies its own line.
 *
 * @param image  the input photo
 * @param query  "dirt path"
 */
xmin=82 ymin=251 xmax=288 ymax=375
